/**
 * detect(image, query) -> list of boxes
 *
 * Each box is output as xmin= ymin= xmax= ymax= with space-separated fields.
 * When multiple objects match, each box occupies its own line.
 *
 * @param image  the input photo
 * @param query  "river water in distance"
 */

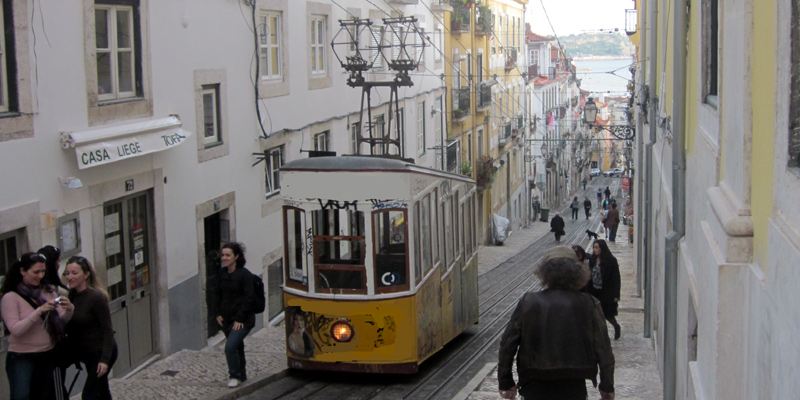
xmin=573 ymin=58 xmax=634 ymax=96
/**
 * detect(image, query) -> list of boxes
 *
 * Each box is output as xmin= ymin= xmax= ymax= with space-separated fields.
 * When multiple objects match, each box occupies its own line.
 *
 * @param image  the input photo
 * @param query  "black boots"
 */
xmin=612 ymin=320 xmax=621 ymax=340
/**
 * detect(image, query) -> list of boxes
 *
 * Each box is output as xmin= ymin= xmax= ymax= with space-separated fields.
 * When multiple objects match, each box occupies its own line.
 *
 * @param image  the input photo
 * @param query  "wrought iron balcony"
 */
xmin=477 ymin=84 xmax=492 ymax=109
xmin=452 ymin=87 xmax=471 ymax=120
xmin=504 ymin=48 xmax=518 ymax=70
xmin=451 ymin=1 xmax=470 ymax=32
xmin=528 ymin=64 xmax=539 ymax=78
xmin=476 ymin=6 xmax=493 ymax=35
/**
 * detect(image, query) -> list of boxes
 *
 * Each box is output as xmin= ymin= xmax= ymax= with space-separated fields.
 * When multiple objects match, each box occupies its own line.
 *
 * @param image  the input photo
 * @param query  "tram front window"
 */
xmin=312 ymin=209 xmax=366 ymax=294
xmin=373 ymin=210 xmax=409 ymax=293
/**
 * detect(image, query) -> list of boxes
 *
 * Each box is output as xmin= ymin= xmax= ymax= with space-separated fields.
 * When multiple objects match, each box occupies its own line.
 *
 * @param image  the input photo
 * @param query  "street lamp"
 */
xmin=583 ymin=97 xmax=598 ymax=125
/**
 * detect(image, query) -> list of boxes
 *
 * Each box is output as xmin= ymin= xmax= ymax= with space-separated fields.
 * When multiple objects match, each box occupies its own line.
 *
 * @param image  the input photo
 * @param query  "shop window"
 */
xmin=373 ymin=209 xmax=408 ymax=293
xmin=313 ymin=209 xmax=365 ymax=294
xmin=0 ymin=229 xmax=24 ymax=284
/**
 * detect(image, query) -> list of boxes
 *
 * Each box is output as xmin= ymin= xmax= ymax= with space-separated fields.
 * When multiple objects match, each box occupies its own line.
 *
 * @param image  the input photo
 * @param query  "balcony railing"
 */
xmin=504 ymin=48 xmax=518 ymax=70
xmin=451 ymin=1 xmax=470 ymax=32
xmin=528 ymin=64 xmax=539 ymax=78
xmin=499 ymin=123 xmax=512 ymax=147
xmin=476 ymin=6 xmax=493 ymax=35
xmin=452 ymin=87 xmax=471 ymax=120
xmin=477 ymin=84 xmax=491 ymax=109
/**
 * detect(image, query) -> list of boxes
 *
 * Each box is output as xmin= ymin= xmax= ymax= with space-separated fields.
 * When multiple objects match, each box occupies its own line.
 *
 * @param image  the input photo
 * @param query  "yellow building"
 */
xmin=633 ymin=0 xmax=800 ymax=399
xmin=437 ymin=0 xmax=527 ymax=243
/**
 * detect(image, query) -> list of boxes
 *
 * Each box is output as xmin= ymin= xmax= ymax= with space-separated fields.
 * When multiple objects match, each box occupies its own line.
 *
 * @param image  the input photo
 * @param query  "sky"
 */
xmin=525 ymin=0 xmax=635 ymax=37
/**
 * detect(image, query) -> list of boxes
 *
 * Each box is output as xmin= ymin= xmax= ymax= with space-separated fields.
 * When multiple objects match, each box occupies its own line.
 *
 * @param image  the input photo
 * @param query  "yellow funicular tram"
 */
xmin=280 ymin=156 xmax=479 ymax=373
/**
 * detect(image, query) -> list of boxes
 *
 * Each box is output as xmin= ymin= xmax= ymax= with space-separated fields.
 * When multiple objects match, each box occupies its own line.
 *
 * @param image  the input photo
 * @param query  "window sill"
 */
xmin=265 ymin=190 xmax=281 ymax=200
xmin=97 ymin=96 xmax=146 ymax=107
xmin=704 ymin=95 xmax=719 ymax=110
xmin=0 ymin=111 xmax=22 ymax=119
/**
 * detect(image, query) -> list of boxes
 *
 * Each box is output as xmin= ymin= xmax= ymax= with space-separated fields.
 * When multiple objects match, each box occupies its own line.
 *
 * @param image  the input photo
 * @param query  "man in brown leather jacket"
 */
xmin=498 ymin=246 xmax=615 ymax=400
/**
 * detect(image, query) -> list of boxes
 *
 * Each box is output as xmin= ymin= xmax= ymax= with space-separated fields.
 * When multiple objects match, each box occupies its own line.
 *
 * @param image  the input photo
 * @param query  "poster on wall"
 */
xmin=104 ymin=213 xmax=120 ymax=234
xmin=105 ymin=235 xmax=121 ymax=256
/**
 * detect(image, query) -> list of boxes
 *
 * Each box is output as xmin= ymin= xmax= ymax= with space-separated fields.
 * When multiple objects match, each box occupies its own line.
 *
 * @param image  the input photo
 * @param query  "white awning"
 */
xmin=60 ymin=115 xmax=192 ymax=169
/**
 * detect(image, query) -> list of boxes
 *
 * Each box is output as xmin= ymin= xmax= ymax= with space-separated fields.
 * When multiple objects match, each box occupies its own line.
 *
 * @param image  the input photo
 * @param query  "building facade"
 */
xmin=0 ymin=0 xmax=443 ymax=394
xmin=633 ymin=0 xmax=800 ymax=398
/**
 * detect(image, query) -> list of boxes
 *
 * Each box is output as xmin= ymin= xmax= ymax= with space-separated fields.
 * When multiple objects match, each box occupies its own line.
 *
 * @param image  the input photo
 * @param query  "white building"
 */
xmin=0 ymin=0 xmax=443 ymax=392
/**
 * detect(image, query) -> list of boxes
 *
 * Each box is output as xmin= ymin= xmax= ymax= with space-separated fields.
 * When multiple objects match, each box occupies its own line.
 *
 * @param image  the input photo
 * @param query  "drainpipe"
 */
xmin=635 ymin=0 xmax=648 ymax=298
xmin=664 ymin=0 xmax=687 ymax=397
xmin=643 ymin=0 xmax=658 ymax=340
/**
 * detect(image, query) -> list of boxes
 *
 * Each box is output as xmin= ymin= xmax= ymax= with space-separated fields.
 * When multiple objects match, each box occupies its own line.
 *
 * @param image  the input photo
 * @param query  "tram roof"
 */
xmin=281 ymin=156 xmax=411 ymax=171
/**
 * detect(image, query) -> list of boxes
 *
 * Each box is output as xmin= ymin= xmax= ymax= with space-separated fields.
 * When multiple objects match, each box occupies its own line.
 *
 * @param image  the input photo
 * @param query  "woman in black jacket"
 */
xmin=588 ymin=239 xmax=622 ymax=340
xmin=212 ymin=242 xmax=255 ymax=388
xmin=63 ymin=256 xmax=117 ymax=400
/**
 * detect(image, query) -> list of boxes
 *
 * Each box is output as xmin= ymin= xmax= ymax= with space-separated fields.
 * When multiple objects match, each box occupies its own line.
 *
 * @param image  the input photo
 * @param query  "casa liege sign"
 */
xmin=77 ymin=131 xmax=188 ymax=169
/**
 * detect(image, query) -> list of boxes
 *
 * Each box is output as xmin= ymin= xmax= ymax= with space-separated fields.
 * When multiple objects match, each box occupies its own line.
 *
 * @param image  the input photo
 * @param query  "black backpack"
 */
xmin=250 ymin=272 xmax=266 ymax=314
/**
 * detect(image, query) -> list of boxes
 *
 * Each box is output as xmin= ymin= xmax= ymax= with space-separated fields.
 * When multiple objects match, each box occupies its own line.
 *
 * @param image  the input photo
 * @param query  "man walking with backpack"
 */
xmin=211 ymin=242 xmax=262 ymax=388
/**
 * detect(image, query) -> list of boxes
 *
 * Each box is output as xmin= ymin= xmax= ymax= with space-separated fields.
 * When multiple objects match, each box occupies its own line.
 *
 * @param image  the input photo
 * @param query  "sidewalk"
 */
xmin=109 ymin=323 xmax=286 ymax=400
xmin=466 ymin=224 xmax=663 ymax=400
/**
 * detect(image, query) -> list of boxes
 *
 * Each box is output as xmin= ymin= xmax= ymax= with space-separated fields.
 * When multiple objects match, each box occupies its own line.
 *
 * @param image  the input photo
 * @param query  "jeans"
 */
xmin=223 ymin=323 xmax=253 ymax=381
xmin=584 ymin=207 xmax=591 ymax=219
xmin=6 ymin=351 xmax=57 ymax=400
xmin=571 ymin=208 xmax=578 ymax=220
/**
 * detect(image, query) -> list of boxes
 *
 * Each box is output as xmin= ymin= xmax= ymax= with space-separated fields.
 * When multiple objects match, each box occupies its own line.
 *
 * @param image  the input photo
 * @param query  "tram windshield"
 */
xmin=373 ymin=210 xmax=409 ymax=293
xmin=312 ymin=209 xmax=366 ymax=294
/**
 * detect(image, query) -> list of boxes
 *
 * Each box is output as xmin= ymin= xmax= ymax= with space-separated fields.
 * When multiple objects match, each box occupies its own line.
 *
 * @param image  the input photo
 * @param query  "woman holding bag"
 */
xmin=1 ymin=252 xmax=74 ymax=400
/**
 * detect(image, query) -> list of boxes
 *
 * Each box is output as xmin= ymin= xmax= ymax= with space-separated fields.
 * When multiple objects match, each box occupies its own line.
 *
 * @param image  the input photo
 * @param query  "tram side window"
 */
xmin=452 ymin=191 xmax=460 ymax=260
xmin=431 ymin=189 xmax=439 ymax=266
xmin=414 ymin=202 xmax=422 ymax=285
xmin=420 ymin=194 xmax=432 ymax=275
xmin=312 ymin=209 xmax=366 ymax=293
xmin=373 ymin=209 xmax=408 ymax=292
xmin=443 ymin=198 xmax=452 ymax=268
xmin=284 ymin=207 xmax=306 ymax=288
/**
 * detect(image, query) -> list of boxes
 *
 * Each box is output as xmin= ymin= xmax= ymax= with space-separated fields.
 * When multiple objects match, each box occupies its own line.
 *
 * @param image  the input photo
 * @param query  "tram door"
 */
xmin=440 ymin=191 xmax=462 ymax=341
xmin=104 ymin=192 xmax=155 ymax=375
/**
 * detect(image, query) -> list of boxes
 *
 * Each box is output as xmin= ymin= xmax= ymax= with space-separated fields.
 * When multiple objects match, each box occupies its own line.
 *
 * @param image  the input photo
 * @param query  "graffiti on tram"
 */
xmin=285 ymin=306 xmax=397 ymax=358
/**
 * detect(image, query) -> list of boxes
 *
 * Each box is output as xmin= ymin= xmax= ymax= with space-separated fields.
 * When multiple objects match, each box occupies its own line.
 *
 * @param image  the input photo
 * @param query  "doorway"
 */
xmin=203 ymin=211 xmax=230 ymax=338
xmin=104 ymin=191 xmax=155 ymax=376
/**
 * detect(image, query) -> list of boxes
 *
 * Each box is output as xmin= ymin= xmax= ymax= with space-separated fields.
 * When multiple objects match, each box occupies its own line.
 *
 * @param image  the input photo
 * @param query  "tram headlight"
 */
xmin=331 ymin=321 xmax=354 ymax=342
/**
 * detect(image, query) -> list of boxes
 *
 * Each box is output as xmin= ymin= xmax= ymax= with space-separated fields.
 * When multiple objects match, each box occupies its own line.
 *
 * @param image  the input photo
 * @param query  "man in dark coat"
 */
xmin=604 ymin=186 xmax=611 ymax=199
xmin=583 ymin=197 xmax=592 ymax=220
xmin=550 ymin=213 xmax=566 ymax=242
xmin=498 ymin=247 xmax=615 ymax=400
xmin=605 ymin=203 xmax=621 ymax=242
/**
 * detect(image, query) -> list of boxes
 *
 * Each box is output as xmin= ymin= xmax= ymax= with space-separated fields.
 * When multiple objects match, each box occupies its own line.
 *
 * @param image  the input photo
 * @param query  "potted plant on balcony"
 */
xmin=461 ymin=161 xmax=473 ymax=177
xmin=475 ymin=155 xmax=497 ymax=190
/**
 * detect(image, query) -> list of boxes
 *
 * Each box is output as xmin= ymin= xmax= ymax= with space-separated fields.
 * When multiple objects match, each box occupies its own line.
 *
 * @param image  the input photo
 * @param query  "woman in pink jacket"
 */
xmin=1 ymin=252 xmax=74 ymax=400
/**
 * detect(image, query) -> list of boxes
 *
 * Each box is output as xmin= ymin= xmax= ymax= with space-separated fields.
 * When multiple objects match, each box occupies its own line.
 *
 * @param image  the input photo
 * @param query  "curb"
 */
xmin=207 ymin=369 xmax=290 ymax=400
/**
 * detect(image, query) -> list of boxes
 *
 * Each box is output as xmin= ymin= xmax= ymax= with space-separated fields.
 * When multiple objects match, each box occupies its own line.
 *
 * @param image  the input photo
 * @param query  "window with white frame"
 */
xmin=201 ymin=84 xmax=222 ymax=147
xmin=259 ymin=11 xmax=282 ymax=80
xmin=0 ymin=1 xmax=9 ymax=113
xmin=265 ymin=146 xmax=283 ymax=197
xmin=417 ymin=101 xmax=426 ymax=156
xmin=310 ymin=15 xmax=326 ymax=75
xmin=453 ymin=49 xmax=461 ymax=90
xmin=314 ymin=131 xmax=329 ymax=151
xmin=95 ymin=3 xmax=137 ymax=101
xmin=791 ymin=0 xmax=800 ymax=168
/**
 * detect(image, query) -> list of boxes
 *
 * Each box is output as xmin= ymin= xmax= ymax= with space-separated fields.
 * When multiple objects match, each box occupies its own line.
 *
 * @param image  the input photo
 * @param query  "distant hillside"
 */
xmin=558 ymin=33 xmax=635 ymax=58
